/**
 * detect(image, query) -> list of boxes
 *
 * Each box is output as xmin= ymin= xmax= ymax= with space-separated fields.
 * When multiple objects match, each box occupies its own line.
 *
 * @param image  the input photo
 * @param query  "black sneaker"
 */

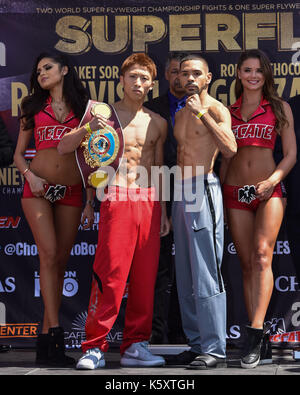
xmin=241 ymin=326 xmax=264 ymax=369
xmin=166 ymin=350 xmax=199 ymax=366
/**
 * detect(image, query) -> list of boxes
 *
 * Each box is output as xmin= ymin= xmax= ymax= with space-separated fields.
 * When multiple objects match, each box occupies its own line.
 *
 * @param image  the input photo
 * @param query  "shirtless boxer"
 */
xmin=58 ymin=53 xmax=169 ymax=369
xmin=167 ymin=54 xmax=237 ymax=369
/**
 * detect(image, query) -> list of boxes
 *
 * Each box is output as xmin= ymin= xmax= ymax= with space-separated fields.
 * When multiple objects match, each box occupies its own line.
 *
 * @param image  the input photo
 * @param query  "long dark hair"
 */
xmin=20 ymin=51 xmax=88 ymax=130
xmin=235 ymin=49 xmax=288 ymax=133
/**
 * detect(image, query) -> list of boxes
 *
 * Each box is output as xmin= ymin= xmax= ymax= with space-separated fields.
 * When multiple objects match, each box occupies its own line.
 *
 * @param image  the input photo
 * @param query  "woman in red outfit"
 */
xmin=14 ymin=52 xmax=94 ymax=366
xmin=221 ymin=49 xmax=296 ymax=368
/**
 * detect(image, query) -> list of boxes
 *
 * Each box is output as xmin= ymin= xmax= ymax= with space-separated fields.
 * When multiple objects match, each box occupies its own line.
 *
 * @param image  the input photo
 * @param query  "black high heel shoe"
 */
xmin=259 ymin=324 xmax=272 ymax=365
xmin=35 ymin=333 xmax=49 ymax=364
xmin=48 ymin=326 xmax=75 ymax=367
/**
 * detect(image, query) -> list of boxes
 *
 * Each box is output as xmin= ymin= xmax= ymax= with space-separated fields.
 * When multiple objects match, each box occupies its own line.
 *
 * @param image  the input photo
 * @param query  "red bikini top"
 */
xmin=34 ymin=96 xmax=80 ymax=151
xmin=230 ymin=95 xmax=277 ymax=150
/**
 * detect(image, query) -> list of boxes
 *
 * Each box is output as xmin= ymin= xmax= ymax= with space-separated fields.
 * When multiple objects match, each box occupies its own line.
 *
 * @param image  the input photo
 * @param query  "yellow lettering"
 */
xmin=11 ymin=82 xmax=28 ymax=117
xmin=55 ymin=16 xmax=92 ymax=54
xmin=290 ymin=77 xmax=300 ymax=97
xmin=98 ymin=66 xmax=119 ymax=79
xmin=169 ymin=14 xmax=201 ymax=51
xmin=205 ymin=14 xmax=241 ymax=51
xmin=274 ymin=77 xmax=286 ymax=97
xmin=244 ymin=13 xmax=276 ymax=49
xmin=210 ymin=79 xmax=228 ymax=105
xmin=132 ymin=16 xmax=166 ymax=52
xmin=278 ymin=13 xmax=300 ymax=50
xmin=92 ymin=16 xmax=130 ymax=54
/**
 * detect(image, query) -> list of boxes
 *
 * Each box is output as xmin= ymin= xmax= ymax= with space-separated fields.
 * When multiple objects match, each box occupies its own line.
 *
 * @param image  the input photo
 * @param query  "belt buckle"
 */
xmin=238 ymin=184 xmax=256 ymax=204
xmin=44 ymin=184 xmax=67 ymax=203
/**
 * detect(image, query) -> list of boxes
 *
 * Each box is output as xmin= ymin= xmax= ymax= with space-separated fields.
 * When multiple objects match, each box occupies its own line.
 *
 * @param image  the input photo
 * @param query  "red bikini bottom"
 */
xmin=222 ymin=182 xmax=286 ymax=212
xmin=22 ymin=179 xmax=83 ymax=207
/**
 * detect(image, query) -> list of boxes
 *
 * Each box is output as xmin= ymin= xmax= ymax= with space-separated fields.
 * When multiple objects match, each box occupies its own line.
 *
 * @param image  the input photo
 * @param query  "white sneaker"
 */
xmin=120 ymin=341 xmax=165 ymax=367
xmin=76 ymin=348 xmax=105 ymax=370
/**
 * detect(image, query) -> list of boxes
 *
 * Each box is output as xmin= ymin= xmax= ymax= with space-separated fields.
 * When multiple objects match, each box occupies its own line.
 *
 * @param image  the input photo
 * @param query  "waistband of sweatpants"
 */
xmin=101 ymin=184 xmax=158 ymax=201
xmin=174 ymin=173 xmax=218 ymax=189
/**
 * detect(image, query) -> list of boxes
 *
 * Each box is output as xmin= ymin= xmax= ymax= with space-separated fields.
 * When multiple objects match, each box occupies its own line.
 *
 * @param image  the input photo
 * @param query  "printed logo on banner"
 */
xmin=275 ymin=275 xmax=300 ymax=292
xmin=227 ymin=240 xmax=290 ymax=255
xmin=226 ymin=325 xmax=241 ymax=340
xmin=3 ymin=242 xmax=38 ymax=256
xmin=0 ymin=277 xmax=16 ymax=293
xmin=65 ymin=311 xmax=87 ymax=349
xmin=270 ymin=331 xmax=300 ymax=344
xmin=265 ymin=317 xmax=286 ymax=335
xmin=0 ymin=323 xmax=38 ymax=339
xmin=0 ymin=165 xmax=23 ymax=196
xmin=65 ymin=311 xmax=124 ymax=349
xmin=292 ymin=302 xmax=300 ymax=327
xmin=71 ymin=242 xmax=98 ymax=256
xmin=1 ymin=242 xmax=97 ymax=257
xmin=34 ymin=271 xmax=79 ymax=297
xmin=0 ymin=216 xmax=21 ymax=229
xmin=269 ymin=305 xmax=300 ymax=344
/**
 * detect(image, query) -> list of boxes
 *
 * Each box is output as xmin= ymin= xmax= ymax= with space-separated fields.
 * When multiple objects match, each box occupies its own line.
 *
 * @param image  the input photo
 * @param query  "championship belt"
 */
xmin=75 ymin=100 xmax=124 ymax=188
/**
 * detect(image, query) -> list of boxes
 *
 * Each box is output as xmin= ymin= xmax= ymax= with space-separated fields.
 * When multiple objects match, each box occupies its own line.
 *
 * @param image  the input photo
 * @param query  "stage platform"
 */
xmin=0 ymin=345 xmax=299 ymax=376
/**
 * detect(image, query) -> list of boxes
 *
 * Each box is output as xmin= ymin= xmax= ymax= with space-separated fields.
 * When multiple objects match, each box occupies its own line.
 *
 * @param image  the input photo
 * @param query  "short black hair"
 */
xmin=165 ymin=52 xmax=189 ymax=70
xmin=180 ymin=54 xmax=209 ymax=71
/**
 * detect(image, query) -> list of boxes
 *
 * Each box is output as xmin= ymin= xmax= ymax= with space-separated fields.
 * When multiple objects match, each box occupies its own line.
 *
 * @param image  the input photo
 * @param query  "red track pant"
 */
xmin=82 ymin=186 xmax=161 ymax=355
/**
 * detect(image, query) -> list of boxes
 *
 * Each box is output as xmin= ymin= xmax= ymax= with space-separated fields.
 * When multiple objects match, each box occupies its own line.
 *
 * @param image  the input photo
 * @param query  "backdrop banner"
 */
xmin=0 ymin=0 xmax=300 ymax=349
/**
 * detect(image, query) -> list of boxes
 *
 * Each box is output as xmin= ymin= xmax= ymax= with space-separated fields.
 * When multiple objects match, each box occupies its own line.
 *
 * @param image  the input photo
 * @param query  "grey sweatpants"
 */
xmin=172 ymin=173 xmax=226 ymax=358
